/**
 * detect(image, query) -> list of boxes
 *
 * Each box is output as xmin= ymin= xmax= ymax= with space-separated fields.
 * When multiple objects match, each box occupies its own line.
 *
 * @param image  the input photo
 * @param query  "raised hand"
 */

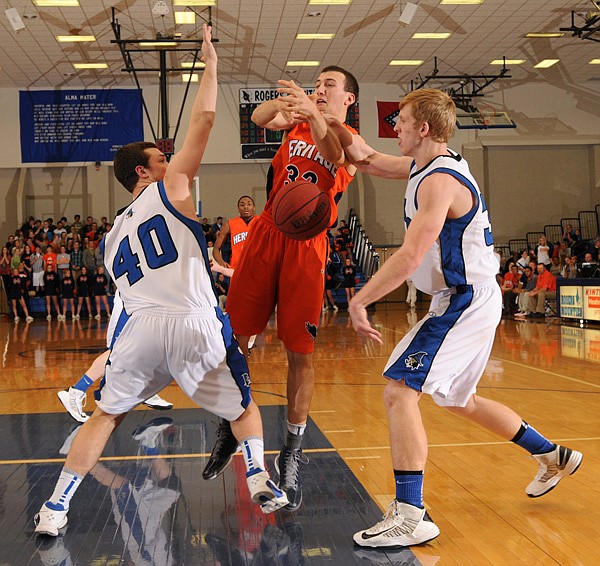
xmin=201 ymin=24 xmax=217 ymax=65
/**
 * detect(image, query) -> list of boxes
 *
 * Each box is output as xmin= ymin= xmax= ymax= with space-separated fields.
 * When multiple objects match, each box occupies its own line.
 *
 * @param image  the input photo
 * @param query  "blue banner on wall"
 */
xmin=20 ymin=89 xmax=143 ymax=163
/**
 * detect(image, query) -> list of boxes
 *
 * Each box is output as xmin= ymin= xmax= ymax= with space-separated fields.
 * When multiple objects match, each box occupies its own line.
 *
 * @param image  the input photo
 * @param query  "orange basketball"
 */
xmin=272 ymin=180 xmax=331 ymax=241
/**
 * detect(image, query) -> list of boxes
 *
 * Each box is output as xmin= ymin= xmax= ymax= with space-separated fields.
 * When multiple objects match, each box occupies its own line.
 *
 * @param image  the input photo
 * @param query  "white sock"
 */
xmin=240 ymin=436 xmax=265 ymax=476
xmin=287 ymin=421 xmax=306 ymax=436
xmin=47 ymin=467 xmax=83 ymax=510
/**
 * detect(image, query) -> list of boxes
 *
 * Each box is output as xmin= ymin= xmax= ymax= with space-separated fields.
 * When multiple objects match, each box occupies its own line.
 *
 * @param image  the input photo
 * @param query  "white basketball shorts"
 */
xmin=97 ymin=306 xmax=252 ymax=421
xmin=384 ymin=279 xmax=501 ymax=407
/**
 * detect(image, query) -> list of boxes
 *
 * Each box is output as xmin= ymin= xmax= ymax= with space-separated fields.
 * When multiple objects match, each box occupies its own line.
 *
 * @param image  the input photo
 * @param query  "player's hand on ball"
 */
xmin=349 ymin=299 xmax=382 ymax=344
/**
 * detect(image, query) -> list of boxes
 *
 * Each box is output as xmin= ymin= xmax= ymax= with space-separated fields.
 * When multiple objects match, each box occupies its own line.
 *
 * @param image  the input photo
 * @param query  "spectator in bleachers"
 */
xmin=70 ymin=240 xmax=83 ymax=281
xmin=82 ymin=216 xmax=94 ymax=236
xmin=53 ymin=220 xmax=67 ymax=239
xmin=549 ymin=256 xmax=562 ymax=277
xmin=343 ymin=257 xmax=357 ymax=305
xmin=562 ymin=224 xmax=577 ymax=246
xmin=60 ymin=269 xmax=75 ymax=320
xmin=212 ymin=216 xmax=224 ymax=237
xmin=536 ymin=236 xmax=551 ymax=269
xmin=56 ymin=245 xmax=70 ymax=280
xmin=43 ymin=264 xmax=62 ymax=320
xmin=75 ymin=266 xmax=92 ymax=319
xmin=98 ymin=217 xmax=109 ymax=236
xmin=82 ymin=240 xmax=96 ymax=272
xmin=71 ymin=214 xmax=83 ymax=235
xmin=562 ymin=255 xmax=579 ymax=279
xmin=31 ymin=245 xmax=44 ymax=295
xmin=10 ymin=242 xmax=22 ymax=271
xmin=526 ymin=263 xmax=556 ymax=318
xmin=0 ymin=246 xmax=12 ymax=302
xmin=39 ymin=219 xmax=54 ymax=243
xmin=585 ymin=237 xmax=600 ymax=262
xmin=501 ymin=263 xmax=522 ymax=314
xmin=214 ymin=273 xmax=229 ymax=310
xmin=42 ymin=244 xmax=57 ymax=272
xmin=9 ymin=268 xmax=33 ymax=323
xmin=516 ymin=249 xmax=529 ymax=271
xmin=323 ymin=251 xmax=342 ymax=311
xmin=514 ymin=266 xmax=537 ymax=318
xmin=92 ymin=266 xmax=111 ymax=320
xmin=86 ymin=222 xmax=100 ymax=249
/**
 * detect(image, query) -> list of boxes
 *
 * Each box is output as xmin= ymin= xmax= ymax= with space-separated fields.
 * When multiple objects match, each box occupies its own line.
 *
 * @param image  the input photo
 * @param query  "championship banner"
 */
xmin=20 ymin=89 xmax=143 ymax=163
xmin=377 ymin=101 xmax=400 ymax=138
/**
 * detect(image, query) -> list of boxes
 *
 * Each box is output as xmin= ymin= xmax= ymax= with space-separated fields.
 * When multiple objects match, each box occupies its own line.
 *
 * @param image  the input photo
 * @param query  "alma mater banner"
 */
xmin=20 ymin=89 xmax=143 ymax=163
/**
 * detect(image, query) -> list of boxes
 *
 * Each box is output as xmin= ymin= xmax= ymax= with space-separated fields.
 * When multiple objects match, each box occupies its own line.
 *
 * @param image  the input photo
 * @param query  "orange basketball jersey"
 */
xmin=228 ymin=215 xmax=255 ymax=268
xmin=262 ymin=122 xmax=356 ymax=227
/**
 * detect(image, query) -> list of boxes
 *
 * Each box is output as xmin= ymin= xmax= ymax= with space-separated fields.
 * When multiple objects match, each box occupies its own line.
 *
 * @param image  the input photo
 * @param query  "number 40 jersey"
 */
xmin=406 ymin=150 xmax=500 ymax=296
xmin=102 ymin=181 xmax=217 ymax=312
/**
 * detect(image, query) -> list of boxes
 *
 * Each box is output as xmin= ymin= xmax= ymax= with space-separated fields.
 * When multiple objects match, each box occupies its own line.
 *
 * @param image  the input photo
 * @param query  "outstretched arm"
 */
xmin=212 ymin=220 xmax=230 ymax=267
xmin=251 ymin=96 xmax=304 ymax=131
xmin=164 ymin=24 xmax=217 ymax=202
xmin=324 ymin=115 xmax=412 ymax=179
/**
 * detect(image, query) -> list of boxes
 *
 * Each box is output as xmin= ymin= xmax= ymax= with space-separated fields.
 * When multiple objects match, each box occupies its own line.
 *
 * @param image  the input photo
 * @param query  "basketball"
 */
xmin=272 ymin=180 xmax=331 ymax=240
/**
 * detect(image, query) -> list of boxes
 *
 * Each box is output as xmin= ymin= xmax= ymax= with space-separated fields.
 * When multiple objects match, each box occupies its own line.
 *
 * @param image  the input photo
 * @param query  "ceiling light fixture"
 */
xmin=181 ymin=61 xmax=206 ymax=68
xmin=296 ymin=33 xmax=335 ymax=39
xmin=589 ymin=59 xmax=600 ymax=64
xmin=440 ymin=0 xmax=484 ymax=4
xmin=525 ymin=32 xmax=564 ymax=38
xmin=73 ymin=63 xmax=108 ymax=69
xmin=490 ymin=59 xmax=524 ymax=64
xmin=139 ymin=41 xmax=178 ymax=47
xmin=534 ymin=59 xmax=559 ymax=68
xmin=308 ymin=0 xmax=352 ymax=4
xmin=173 ymin=0 xmax=215 ymax=5
xmin=389 ymin=60 xmax=424 ymax=65
xmin=174 ymin=11 xmax=196 ymax=24
xmin=182 ymin=73 xmax=199 ymax=82
xmin=34 ymin=0 xmax=79 ymax=6
xmin=286 ymin=60 xmax=320 ymax=66
xmin=412 ymin=32 xmax=451 ymax=39
xmin=56 ymin=35 xmax=95 ymax=42
xmin=5 ymin=8 xmax=25 ymax=33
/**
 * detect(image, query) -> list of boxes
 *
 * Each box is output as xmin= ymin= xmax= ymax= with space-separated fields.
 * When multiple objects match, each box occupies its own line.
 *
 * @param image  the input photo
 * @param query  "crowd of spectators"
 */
xmin=497 ymin=224 xmax=600 ymax=319
xmin=0 ymin=215 xmax=114 ymax=322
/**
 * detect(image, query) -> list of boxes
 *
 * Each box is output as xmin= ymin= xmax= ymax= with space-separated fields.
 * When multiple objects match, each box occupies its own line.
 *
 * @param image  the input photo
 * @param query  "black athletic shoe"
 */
xmin=202 ymin=419 xmax=239 ymax=481
xmin=274 ymin=446 xmax=309 ymax=511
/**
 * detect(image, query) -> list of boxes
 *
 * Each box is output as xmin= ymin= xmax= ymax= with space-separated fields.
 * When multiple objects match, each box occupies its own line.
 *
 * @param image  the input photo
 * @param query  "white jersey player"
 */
xmin=35 ymin=25 xmax=287 ymax=539
xmin=327 ymin=88 xmax=582 ymax=549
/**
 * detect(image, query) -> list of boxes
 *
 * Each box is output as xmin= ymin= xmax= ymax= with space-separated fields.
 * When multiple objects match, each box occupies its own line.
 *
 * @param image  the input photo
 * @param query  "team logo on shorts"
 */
xmin=241 ymin=372 xmax=251 ymax=387
xmin=405 ymin=351 xmax=428 ymax=371
xmin=305 ymin=322 xmax=318 ymax=340
xmin=126 ymin=208 xmax=135 ymax=218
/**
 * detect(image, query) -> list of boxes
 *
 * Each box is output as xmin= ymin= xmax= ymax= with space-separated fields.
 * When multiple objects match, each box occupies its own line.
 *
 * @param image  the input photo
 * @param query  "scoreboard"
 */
xmin=239 ymin=87 xmax=359 ymax=160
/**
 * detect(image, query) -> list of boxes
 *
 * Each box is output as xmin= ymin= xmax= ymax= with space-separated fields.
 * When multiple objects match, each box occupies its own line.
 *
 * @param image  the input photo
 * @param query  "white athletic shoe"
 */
xmin=46 ymin=314 xmax=52 ymax=321
xmin=353 ymin=500 xmax=440 ymax=548
xmin=72 ymin=314 xmax=80 ymax=320
xmin=94 ymin=314 xmax=101 ymax=320
xmin=34 ymin=502 xmax=68 ymax=537
xmin=37 ymin=535 xmax=73 ymax=566
xmin=526 ymin=445 xmax=583 ymax=497
xmin=26 ymin=315 xmax=34 ymax=322
xmin=246 ymin=470 xmax=289 ymax=514
xmin=143 ymin=394 xmax=173 ymax=410
xmin=57 ymin=388 xmax=89 ymax=423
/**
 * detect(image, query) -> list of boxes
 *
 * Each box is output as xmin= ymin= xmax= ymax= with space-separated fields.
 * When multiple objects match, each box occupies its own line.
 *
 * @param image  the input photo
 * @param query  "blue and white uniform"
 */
xmin=384 ymin=150 xmax=501 ymax=407
xmin=100 ymin=181 xmax=251 ymax=419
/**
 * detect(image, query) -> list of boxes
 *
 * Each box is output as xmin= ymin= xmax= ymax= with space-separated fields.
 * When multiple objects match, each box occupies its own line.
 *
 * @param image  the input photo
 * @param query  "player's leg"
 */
xmin=58 ymin=349 xmax=110 ymax=423
xmin=45 ymin=295 xmax=51 ymax=319
xmin=273 ymin=236 xmax=327 ymax=511
xmin=447 ymin=395 xmax=582 ymax=497
xmin=34 ymin=408 xmax=127 ymax=536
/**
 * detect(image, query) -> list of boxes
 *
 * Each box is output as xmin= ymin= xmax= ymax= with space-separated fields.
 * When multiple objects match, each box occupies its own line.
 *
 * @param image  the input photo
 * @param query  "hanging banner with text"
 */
xmin=20 ymin=89 xmax=143 ymax=163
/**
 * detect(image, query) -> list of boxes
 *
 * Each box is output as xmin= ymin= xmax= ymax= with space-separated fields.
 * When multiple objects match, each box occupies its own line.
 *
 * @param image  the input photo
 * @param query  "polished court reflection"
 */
xmin=0 ymin=305 xmax=598 ymax=565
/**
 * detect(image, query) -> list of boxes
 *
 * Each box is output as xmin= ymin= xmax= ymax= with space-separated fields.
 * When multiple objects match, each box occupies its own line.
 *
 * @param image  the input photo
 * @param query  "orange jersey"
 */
xmin=228 ymin=215 xmax=255 ymax=268
xmin=262 ymin=122 xmax=356 ymax=227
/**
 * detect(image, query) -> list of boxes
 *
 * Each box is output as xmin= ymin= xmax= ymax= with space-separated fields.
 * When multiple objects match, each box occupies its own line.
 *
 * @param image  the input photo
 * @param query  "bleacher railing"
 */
xmin=348 ymin=211 xmax=380 ymax=279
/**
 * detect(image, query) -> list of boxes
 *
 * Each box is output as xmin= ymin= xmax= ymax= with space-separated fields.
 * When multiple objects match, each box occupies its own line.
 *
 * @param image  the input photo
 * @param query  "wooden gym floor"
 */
xmin=0 ymin=304 xmax=598 ymax=565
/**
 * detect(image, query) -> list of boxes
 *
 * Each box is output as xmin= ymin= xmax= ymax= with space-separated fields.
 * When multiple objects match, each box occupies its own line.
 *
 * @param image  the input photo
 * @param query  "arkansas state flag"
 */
xmin=377 ymin=101 xmax=400 ymax=138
